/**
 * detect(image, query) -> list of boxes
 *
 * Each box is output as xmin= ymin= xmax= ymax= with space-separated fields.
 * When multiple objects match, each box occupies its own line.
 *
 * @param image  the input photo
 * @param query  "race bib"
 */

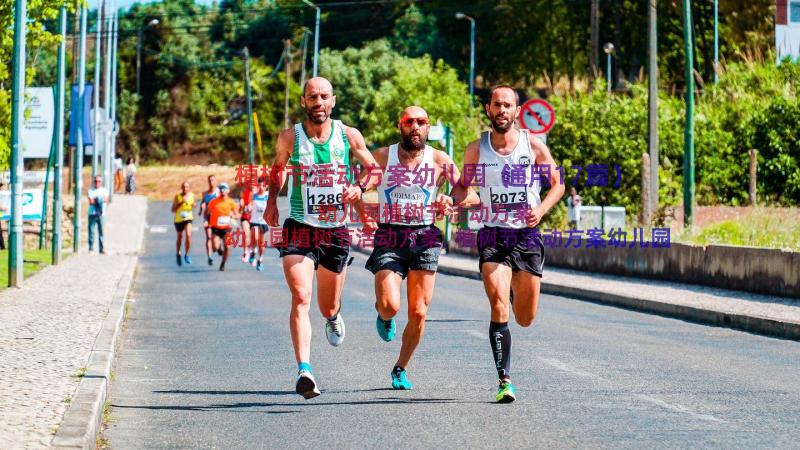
xmin=488 ymin=186 xmax=528 ymax=213
xmin=217 ymin=216 xmax=231 ymax=226
xmin=180 ymin=211 xmax=190 ymax=219
xmin=306 ymin=187 xmax=344 ymax=216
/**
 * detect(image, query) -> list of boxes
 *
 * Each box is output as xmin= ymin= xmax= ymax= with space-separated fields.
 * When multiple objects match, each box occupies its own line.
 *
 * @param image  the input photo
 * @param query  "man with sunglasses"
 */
xmin=366 ymin=106 xmax=478 ymax=390
xmin=265 ymin=77 xmax=379 ymax=399
xmin=458 ymin=86 xmax=564 ymax=403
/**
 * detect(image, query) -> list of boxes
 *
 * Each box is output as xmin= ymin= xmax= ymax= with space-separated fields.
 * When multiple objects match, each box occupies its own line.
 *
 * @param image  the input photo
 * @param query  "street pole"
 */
xmin=604 ymin=42 xmax=615 ymax=93
xmin=284 ymin=39 xmax=291 ymax=130
xmin=682 ymin=0 xmax=695 ymax=228
xmin=647 ymin=0 xmax=659 ymax=223
xmin=136 ymin=25 xmax=142 ymax=95
xmin=103 ymin=0 xmax=113 ymax=192
xmin=302 ymin=0 xmax=320 ymax=77
xmin=455 ymin=13 xmax=475 ymax=106
xmin=300 ymin=28 xmax=310 ymax=89
xmin=109 ymin=7 xmax=119 ymax=201
xmin=590 ymin=0 xmax=599 ymax=78
xmin=9 ymin=0 xmax=28 ymax=287
xmin=93 ymin=0 xmax=103 ymax=179
xmin=713 ymin=0 xmax=719 ymax=83
xmin=53 ymin=4 xmax=67 ymax=265
xmin=243 ymin=47 xmax=255 ymax=165
xmin=74 ymin=4 xmax=88 ymax=254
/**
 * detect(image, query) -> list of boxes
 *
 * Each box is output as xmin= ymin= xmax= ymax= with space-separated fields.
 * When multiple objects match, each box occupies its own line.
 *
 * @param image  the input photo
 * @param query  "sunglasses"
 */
xmin=401 ymin=117 xmax=429 ymax=127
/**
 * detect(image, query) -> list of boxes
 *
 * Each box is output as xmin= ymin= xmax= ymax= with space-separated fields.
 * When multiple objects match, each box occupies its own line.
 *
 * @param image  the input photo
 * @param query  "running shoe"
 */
xmin=184 ymin=255 xmax=192 ymax=265
xmin=325 ymin=314 xmax=345 ymax=347
xmin=207 ymin=256 xmax=213 ymax=266
xmin=176 ymin=254 xmax=182 ymax=266
xmin=376 ymin=315 xmax=396 ymax=342
xmin=219 ymin=261 xmax=226 ymax=272
xmin=217 ymin=248 xmax=223 ymax=256
xmin=296 ymin=370 xmax=321 ymax=399
xmin=249 ymin=253 xmax=256 ymax=265
xmin=256 ymin=260 xmax=263 ymax=271
xmin=495 ymin=379 xmax=516 ymax=403
xmin=391 ymin=367 xmax=413 ymax=390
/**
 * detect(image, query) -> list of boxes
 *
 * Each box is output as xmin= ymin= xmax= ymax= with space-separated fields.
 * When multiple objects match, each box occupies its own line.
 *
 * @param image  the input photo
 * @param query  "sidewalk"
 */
xmin=351 ymin=244 xmax=800 ymax=341
xmin=0 ymin=195 xmax=146 ymax=449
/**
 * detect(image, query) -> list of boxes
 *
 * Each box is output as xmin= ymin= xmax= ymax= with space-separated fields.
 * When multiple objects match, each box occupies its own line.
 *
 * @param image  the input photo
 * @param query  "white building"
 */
xmin=776 ymin=0 xmax=800 ymax=62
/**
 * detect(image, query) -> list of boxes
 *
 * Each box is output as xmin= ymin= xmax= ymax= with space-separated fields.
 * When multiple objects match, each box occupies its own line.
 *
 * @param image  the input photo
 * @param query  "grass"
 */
xmin=679 ymin=208 xmax=800 ymax=251
xmin=0 ymin=247 xmax=53 ymax=287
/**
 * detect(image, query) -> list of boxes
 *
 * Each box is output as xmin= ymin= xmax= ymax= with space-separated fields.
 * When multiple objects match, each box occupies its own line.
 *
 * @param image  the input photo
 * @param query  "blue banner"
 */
xmin=68 ymin=84 xmax=94 ymax=146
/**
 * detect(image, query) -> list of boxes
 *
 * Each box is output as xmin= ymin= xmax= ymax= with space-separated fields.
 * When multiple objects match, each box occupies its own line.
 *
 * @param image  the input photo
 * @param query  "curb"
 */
xmin=51 ymin=256 xmax=137 ymax=449
xmin=352 ymin=245 xmax=800 ymax=341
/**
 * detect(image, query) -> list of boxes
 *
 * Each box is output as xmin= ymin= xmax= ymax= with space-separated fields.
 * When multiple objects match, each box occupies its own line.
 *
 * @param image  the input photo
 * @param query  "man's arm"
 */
xmin=449 ymin=140 xmax=482 ymax=208
xmin=527 ymin=135 xmax=565 ymax=227
xmin=344 ymin=126 xmax=380 ymax=198
xmin=265 ymin=128 xmax=294 ymax=226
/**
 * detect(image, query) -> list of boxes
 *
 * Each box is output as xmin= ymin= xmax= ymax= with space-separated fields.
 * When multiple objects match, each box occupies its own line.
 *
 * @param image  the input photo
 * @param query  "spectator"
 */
xmin=88 ymin=175 xmax=109 ymax=254
xmin=113 ymin=156 xmax=124 ymax=193
xmin=125 ymin=157 xmax=137 ymax=194
xmin=567 ymin=186 xmax=582 ymax=230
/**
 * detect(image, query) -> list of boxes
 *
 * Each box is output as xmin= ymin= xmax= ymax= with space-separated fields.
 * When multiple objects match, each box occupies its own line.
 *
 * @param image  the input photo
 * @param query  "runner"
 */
xmin=366 ymin=106 xmax=478 ymax=390
xmin=249 ymin=176 xmax=270 ymax=271
xmin=460 ymin=85 xmax=564 ymax=403
xmin=199 ymin=175 xmax=219 ymax=266
xmin=171 ymin=181 xmax=195 ymax=266
xmin=207 ymin=182 xmax=239 ymax=272
xmin=264 ymin=77 xmax=379 ymax=399
xmin=239 ymin=181 xmax=254 ymax=264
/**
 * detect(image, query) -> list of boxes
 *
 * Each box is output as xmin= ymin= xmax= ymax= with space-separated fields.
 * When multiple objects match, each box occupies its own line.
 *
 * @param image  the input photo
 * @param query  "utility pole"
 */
xmin=682 ymin=0 xmax=695 ymax=228
xmin=103 ymin=0 xmax=113 ymax=193
xmin=300 ymin=28 xmax=311 ymax=90
xmin=92 ymin=0 xmax=103 ymax=179
xmin=590 ymin=0 xmax=599 ymax=78
xmin=713 ymin=0 xmax=719 ymax=83
xmin=284 ymin=39 xmax=292 ymax=129
xmin=9 ymin=0 xmax=28 ymax=287
xmin=301 ymin=0 xmax=320 ymax=77
xmin=647 ymin=0 xmax=659 ymax=222
xmin=243 ymin=47 xmax=254 ymax=165
xmin=108 ymin=6 xmax=119 ymax=198
xmin=74 ymin=4 xmax=88 ymax=254
xmin=53 ymin=4 xmax=68 ymax=265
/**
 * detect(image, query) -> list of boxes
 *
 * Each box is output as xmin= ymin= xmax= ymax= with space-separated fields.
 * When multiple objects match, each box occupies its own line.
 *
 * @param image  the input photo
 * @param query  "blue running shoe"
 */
xmin=376 ymin=315 xmax=396 ymax=342
xmin=249 ymin=253 xmax=256 ymax=264
xmin=184 ymin=255 xmax=192 ymax=265
xmin=256 ymin=260 xmax=263 ymax=271
xmin=391 ymin=367 xmax=413 ymax=390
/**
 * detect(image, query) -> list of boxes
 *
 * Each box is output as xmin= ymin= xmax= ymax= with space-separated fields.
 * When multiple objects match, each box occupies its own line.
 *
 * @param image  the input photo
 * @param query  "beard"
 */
xmin=305 ymin=106 xmax=330 ymax=124
xmin=490 ymin=114 xmax=514 ymax=134
xmin=400 ymin=132 xmax=427 ymax=151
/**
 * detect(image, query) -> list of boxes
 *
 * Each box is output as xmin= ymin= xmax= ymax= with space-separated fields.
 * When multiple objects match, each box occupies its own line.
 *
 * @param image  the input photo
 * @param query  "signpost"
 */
xmin=21 ymin=87 xmax=56 ymax=158
xmin=0 ymin=189 xmax=44 ymax=221
xmin=518 ymin=98 xmax=556 ymax=135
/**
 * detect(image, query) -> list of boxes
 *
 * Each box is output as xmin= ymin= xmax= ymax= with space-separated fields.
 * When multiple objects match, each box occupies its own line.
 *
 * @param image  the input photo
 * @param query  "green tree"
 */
xmin=391 ymin=3 xmax=440 ymax=59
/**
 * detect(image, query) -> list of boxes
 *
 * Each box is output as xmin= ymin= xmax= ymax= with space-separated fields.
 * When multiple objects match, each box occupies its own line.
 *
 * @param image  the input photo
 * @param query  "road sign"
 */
xmin=22 ymin=87 xmax=56 ymax=158
xmin=0 ymin=189 xmax=43 ymax=221
xmin=519 ymin=98 xmax=555 ymax=134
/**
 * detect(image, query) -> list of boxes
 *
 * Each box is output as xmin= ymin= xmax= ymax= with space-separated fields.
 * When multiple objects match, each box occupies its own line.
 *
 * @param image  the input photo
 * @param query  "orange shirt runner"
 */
xmin=208 ymin=197 xmax=238 ymax=229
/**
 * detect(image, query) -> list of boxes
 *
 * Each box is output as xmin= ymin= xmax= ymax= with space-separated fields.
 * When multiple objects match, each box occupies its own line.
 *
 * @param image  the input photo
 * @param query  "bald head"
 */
xmin=398 ymin=105 xmax=430 ymax=151
xmin=303 ymin=77 xmax=333 ymax=97
xmin=400 ymin=106 xmax=428 ymax=121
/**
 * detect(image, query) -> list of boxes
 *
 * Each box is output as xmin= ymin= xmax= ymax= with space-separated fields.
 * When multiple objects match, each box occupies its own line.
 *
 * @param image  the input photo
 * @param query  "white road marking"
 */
xmin=538 ymin=356 xmax=595 ymax=378
xmin=149 ymin=226 xmax=167 ymax=233
xmin=464 ymin=329 xmax=485 ymax=340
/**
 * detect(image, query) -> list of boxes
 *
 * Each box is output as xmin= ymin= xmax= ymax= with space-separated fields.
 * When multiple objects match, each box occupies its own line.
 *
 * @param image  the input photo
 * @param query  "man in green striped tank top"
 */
xmin=265 ymin=77 xmax=380 ymax=399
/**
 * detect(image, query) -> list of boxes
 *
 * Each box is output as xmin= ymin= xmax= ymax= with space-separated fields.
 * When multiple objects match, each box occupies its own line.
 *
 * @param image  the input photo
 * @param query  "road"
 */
xmin=106 ymin=201 xmax=800 ymax=449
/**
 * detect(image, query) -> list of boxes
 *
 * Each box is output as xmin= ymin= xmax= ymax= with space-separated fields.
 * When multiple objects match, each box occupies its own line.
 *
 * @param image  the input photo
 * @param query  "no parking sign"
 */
xmin=518 ymin=99 xmax=555 ymax=135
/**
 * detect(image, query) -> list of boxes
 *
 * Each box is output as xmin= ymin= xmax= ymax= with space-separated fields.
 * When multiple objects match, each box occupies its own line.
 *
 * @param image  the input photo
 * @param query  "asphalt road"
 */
xmin=106 ymin=201 xmax=800 ymax=449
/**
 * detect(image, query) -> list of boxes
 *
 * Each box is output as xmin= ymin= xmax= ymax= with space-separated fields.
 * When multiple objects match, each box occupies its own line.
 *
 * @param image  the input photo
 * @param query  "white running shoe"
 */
xmin=325 ymin=314 xmax=345 ymax=347
xmin=296 ymin=371 xmax=321 ymax=399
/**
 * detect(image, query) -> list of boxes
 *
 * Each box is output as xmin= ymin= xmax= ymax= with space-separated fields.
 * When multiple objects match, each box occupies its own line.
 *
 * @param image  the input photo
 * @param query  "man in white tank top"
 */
xmin=264 ymin=77 xmax=380 ymax=399
xmin=459 ymin=85 xmax=565 ymax=403
xmin=365 ymin=106 xmax=479 ymax=390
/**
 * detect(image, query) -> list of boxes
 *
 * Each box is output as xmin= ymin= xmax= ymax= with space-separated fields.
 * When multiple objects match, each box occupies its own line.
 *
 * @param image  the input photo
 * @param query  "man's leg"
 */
xmin=510 ymin=271 xmax=541 ymax=327
xmin=283 ymin=255 xmax=316 ymax=364
xmin=317 ymin=264 xmax=347 ymax=346
xmin=183 ymin=223 xmax=192 ymax=254
xmin=176 ymin=228 xmax=183 ymax=254
xmin=97 ymin=216 xmax=105 ymax=253
xmin=395 ymin=270 xmax=435 ymax=369
xmin=375 ymin=270 xmax=402 ymax=321
xmin=481 ymin=262 xmax=515 ymax=402
xmin=87 ymin=216 xmax=96 ymax=252
xmin=240 ymin=221 xmax=250 ymax=261
xmin=205 ymin=224 xmax=213 ymax=256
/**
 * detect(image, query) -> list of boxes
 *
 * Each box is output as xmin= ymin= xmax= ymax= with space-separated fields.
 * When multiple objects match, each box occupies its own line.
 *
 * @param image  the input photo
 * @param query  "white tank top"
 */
xmin=478 ymin=129 xmax=541 ymax=229
xmin=250 ymin=192 xmax=269 ymax=225
xmin=377 ymin=144 xmax=437 ymax=226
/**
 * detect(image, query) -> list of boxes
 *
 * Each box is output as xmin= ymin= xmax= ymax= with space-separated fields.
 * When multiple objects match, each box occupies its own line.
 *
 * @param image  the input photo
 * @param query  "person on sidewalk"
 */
xmin=264 ymin=76 xmax=379 ymax=399
xmin=199 ymin=175 xmax=219 ymax=266
xmin=113 ymin=156 xmax=124 ymax=193
xmin=88 ymin=175 xmax=110 ymax=254
xmin=124 ymin=157 xmax=137 ymax=194
xmin=239 ymin=181 xmax=254 ymax=264
xmin=365 ymin=106 xmax=478 ymax=390
xmin=207 ymin=182 xmax=239 ymax=272
xmin=248 ymin=176 xmax=270 ymax=271
xmin=459 ymin=85 xmax=564 ymax=403
xmin=171 ymin=181 xmax=195 ymax=266
xmin=567 ymin=186 xmax=582 ymax=230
